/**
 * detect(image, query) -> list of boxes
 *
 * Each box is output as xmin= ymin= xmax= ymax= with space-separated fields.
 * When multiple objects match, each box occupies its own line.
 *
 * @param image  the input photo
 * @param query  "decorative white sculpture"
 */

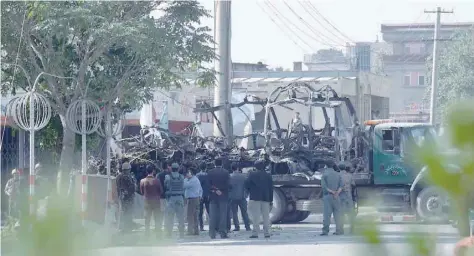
xmin=66 ymin=99 xmax=101 ymax=225
xmin=11 ymin=90 xmax=51 ymax=216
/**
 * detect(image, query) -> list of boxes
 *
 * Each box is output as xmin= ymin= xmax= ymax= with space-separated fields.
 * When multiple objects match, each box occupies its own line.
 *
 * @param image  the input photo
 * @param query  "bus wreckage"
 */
xmin=84 ymin=81 xmax=467 ymax=226
xmin=193 ymin=83 xmax=362 ymax=223
xmin=93 ymin=82 xmax=361 ymax=224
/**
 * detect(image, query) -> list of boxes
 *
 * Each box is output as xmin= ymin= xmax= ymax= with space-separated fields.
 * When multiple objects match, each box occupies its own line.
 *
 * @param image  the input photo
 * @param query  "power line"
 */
xmin=306 ymin=2 xmax=353 ymax=43
xmin=279 ymin=1 xmax=346 ymax=48
xmin=256 ymin=1 xmax=312 ymax=52
xmin=260 ymin=1 xmax=345 ymax=71
xmin=300 ymin=1 xmax=353 ymax=44
xmin=264 ymin=1 xmax=338 ymax=48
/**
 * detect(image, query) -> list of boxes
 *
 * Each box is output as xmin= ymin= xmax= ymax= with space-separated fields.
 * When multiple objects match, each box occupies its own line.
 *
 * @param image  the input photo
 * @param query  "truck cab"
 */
xmin=356 ymin=120 xmax=445 ymax=220
xmin=368 ymin=121 xmax=436 ymax=185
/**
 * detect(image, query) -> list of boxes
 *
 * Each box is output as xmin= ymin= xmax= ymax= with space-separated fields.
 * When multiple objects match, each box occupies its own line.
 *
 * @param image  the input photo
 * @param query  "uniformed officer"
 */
xmin=164 ymin=162 xmax=185 ymax=238
xmin=320 ymin=162 xmax=344 ymax=236
xmin=116 ymin=162 xmax=137 ymax=233
xmin=339 ymin=162 xmax=356 ymax=234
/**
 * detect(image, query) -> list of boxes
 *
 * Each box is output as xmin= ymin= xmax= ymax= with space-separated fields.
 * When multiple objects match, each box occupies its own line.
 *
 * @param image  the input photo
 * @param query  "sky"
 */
xmin=198 ymin=0 xmax=474 ymax=69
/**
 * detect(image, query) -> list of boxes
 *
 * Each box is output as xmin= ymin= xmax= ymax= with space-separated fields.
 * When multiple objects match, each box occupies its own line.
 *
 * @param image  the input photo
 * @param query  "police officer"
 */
xmin=320 ymin=162 xmax=344 ymax=236
xmin=164 ymin=162 xmax=185 ymax=238
xmin=339 ymin=162 xmax=356 ymax=234
xmin=116 ymin=162 xmax=137 ymax=233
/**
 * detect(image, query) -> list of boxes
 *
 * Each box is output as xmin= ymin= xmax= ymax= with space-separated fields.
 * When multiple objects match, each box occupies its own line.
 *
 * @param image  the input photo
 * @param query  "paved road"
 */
xmin=89 ymin=216 xmax=461 ymax=256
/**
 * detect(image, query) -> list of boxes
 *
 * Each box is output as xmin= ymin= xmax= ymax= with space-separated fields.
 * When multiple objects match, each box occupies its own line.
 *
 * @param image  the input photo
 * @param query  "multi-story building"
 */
xmin=303 ymin=49 xmax=350 ymax=71
xmin=380 ymin=22 xmax=474 ymax=121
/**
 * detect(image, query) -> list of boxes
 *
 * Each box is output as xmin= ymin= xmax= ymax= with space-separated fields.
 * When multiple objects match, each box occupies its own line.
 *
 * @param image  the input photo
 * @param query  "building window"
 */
xmin=382 ymin=129 xmax=394 ymax=151
xmin=404 ymin=46 xmax=411 ymax=54
xmin=404 ymin=72 xmax=425 ymax=86
xmin=404 ymin=43 xmax=425 ymax=54
xmin=418 ymin=75 xmax=425 ymax=86
xmin=404 ymin=74 xmax=411 ymax=86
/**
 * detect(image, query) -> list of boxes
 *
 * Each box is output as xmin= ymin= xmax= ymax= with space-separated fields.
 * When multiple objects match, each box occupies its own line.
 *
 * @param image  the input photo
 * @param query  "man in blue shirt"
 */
xmin=184 ymin=167 xmax=203 ymax=235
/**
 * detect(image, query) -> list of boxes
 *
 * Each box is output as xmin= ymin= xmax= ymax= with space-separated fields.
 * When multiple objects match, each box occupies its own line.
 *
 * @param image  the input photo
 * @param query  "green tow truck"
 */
xmin=348 ymin=119 xmax=450 ymax=221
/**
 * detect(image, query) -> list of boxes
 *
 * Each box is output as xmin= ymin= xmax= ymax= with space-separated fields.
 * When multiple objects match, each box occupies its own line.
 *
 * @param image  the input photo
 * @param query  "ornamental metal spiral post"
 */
xmin=66 ymin=99 xmax=101 ymax=226
xmin=11 ymin=87 xmax=51 ymax=217
xmin=97 ymin=106 xmax=124 ymax=225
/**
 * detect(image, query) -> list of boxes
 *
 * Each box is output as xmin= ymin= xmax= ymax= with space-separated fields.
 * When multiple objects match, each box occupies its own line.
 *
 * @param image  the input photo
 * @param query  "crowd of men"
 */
xmin=115 ymin=157 xmax=274 ymax=239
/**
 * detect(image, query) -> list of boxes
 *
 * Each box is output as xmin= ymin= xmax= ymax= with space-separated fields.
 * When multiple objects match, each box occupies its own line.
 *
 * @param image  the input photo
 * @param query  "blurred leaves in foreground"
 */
xmin=2 ymin=195 xmax=87 ymax=256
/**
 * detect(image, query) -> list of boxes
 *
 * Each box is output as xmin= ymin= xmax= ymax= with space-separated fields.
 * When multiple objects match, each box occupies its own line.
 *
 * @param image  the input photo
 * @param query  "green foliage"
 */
xmin=426 ymin=31 xmax=474 ymax=123
xmin=35 ymin=115 xmax=102 ymax=166
xmin=5 ymin=195 xmax=87 ymax=256
xmin=1 ymin=0 xmax=216 ymax=172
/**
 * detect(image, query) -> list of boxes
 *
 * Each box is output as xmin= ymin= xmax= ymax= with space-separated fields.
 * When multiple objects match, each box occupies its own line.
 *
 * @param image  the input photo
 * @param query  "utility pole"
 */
xmin=214 ymin=0 xmax=233 ymax=145
xmin=425 ymin=7 xmax=453 ymax=126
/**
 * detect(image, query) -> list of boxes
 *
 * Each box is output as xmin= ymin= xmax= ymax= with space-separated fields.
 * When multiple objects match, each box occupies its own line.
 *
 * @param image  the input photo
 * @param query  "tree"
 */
xmin=1 ymin=1 xmax=215 ymax=192
xmin=426 ymin=31 xmax=474 ymax=123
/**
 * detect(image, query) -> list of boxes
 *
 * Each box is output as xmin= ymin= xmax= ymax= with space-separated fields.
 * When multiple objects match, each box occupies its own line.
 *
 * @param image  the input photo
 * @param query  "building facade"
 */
xmin=380 ymin=22 xmax=474 ymax=121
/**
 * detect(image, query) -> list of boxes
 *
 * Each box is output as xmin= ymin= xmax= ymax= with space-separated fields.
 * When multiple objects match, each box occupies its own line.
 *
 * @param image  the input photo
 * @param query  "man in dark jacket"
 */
xmin=245 ymin=160 xmax=273 ymax=239
xmin=196 ymin=162 xmax=210 ymax=231
xmin=229 ymin=163 xmax=251 ymax=231
xmin=207 ymin=158 xmax=230 ymax=239
xmin=156 ymin=161 xmax=171 ymax=230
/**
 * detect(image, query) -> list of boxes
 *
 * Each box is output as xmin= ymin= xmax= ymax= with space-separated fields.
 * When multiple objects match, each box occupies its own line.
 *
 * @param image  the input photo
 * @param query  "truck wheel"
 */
xmin=281 ymin=211 xmax=301 ymax=223
xmin=296 ymin=211 xmax=311 ymax=222
xmin=270 ymin=188 xmax=286 ymax=224
xmin=416 ymin=187 xmax=448 ymax=222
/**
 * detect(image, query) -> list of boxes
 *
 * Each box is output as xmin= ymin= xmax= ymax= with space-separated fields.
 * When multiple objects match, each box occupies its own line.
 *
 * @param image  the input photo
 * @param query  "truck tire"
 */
xmin=416 ymin=187 xmax=448 ymax=222
xmin=281 ymin=211 xmax=301 ymax=223
xmin=295 ymin=211 xmax=311 ymax=222
xmin=270 ymin=188 xmax=286 ymax=224
xmin=281 ymin=210 xmax=311 ymax=223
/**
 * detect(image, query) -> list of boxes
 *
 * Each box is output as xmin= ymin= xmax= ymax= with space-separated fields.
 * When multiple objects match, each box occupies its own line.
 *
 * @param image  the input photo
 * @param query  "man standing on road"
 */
xmin=157 ymin=161 xmax=171 ymax=230
xmin=320 ymin=163 xmax=344 ymax=236
xmin=229 ymin=163 xmax=251 ymax=231
xmin=196 ymin=162 xmax=210 ymax=231
xmin=207 ymin=158 xmax=230 ymax=239
xmin=245 ymin=160 xmax=273 ymax=239
xmin=116 ymin=162 xmax=137 ymax=233
xmin=164 ymin=163 xmax=185 ymax=238
xmin=140 ymin=165 xmax=163 ymax=236
xmin=184 ymin=167 xmax=202 ymax=236
xmin=339 ymin=162 xmax=356 ymax=234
